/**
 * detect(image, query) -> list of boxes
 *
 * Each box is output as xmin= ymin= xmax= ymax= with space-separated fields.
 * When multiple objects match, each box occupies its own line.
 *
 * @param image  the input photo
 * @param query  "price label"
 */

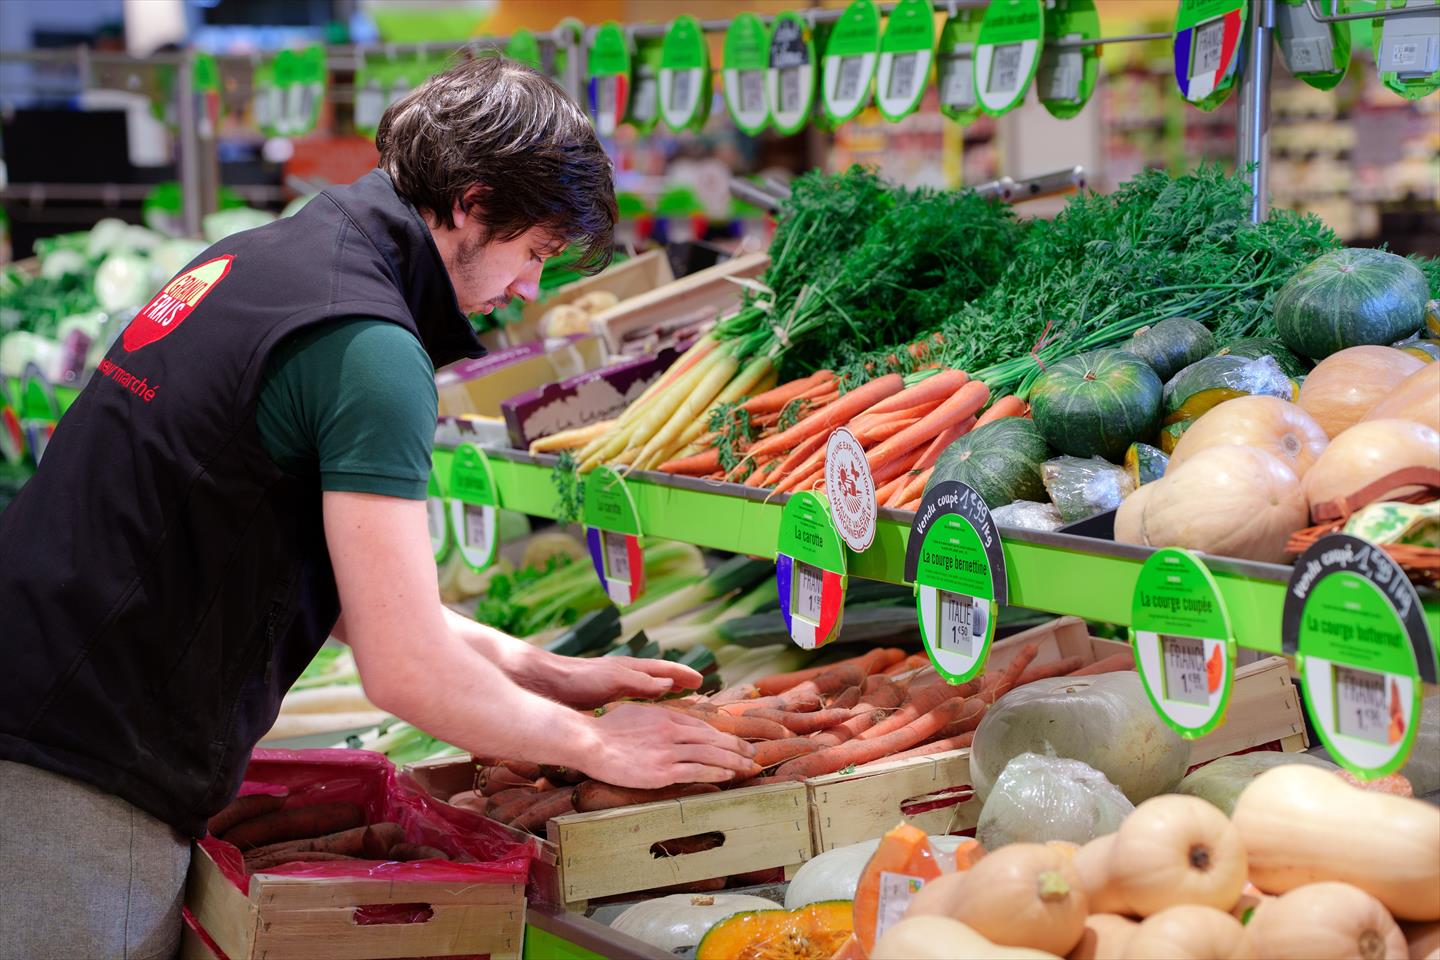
xmin=1173 ymin=0 xmax=1246 ymax=108
xmin=822 ymin=0 xmax=880 ymax=125
xmin=660 ymin=15 xmax=710 ymax=131
xmin=587 ymin=21 xmax=632 ymax=136
xmin=937 ymin=10 xmax=984 ymax=123
xmin=627 ymin=36 xmax=663 ymax=133
xmin=988 ymin=44 xmax=1023 ymax=93
xmin=1275 ymin=0 xmax=1350 ymax=91
xmin=1284 ymin=534 xmax=1433 ymax=779
xmin=908 ymin=481 xmax=1007 ymax=683
xmin=447 ymin=444 xmax=500 ymax=572
xmin=1039 ymin=46 xmax=1083 ymax=101
xmin=506 ymin=29 xmax=543 ymax=70
xmin=584 ymin=466 xmax=646 ymax=605
xmin=767 ymin=12 xmax=816 ymax=135
xmin=875 ymin=0 xmax=936 ymax=121
xmin=724 ymin=12 xmax=771 ymax=134
xmin=1039 ymin=1 xmax=1099 ymax=118
xmin=604 ymin=529 xmax=631 ymax=582
xmin=779 ymin=67 xmax=803 ymax=113
xmin=426 ymin=470 xmax=450 ymax=563
xmin=836 ymin=57 xmax=866 ymax=100
xmin=940 ymin=55 xmax=976 ymax=108
xmin=740 ymin=71 xmax=766 ymax=114
xmin=1373 ymin=1 xmax=1440 ymax=102
xmin=975 ymin=0 xmax=1044 ymax=116
xmin=1132 ymin=549 xmax=1235 ymax=738
xmin=776 ymin=491 xmax=847 ymax=649
xmin=1192 ymin=20 xmax=1226 ymax=76
xmin=463 ymin=504 xmax=493 ymax=550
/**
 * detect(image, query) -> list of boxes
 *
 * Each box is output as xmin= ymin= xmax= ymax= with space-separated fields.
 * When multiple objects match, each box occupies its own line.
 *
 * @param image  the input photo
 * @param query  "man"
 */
xmin=0 ymin=57 xmax=754 ymax=958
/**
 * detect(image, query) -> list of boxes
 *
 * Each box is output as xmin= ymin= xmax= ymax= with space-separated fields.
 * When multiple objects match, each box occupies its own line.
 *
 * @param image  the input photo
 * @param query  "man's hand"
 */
xmin=580 ymin=704 xmax=757 ymax=788
xmin=545 ymin=655 xmax=703 ymax=709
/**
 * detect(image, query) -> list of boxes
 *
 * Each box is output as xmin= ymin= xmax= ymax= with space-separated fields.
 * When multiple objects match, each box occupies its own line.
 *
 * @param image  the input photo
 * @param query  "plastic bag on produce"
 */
xmin=975 ymin=753 xmax=1134 ymax=849
xmin=1400 ymin=692 xmax=1440 ymax=796
xmin=992 ymin=500 xmax=1064 ymax=532
xmin=1040 ymin=457 xmax=1137 ymax=523
xmin=1177 ymin=750 xmax=1338 ymax=815
xmin=198 ymin=749 xmax=538 ymax=900
xmin=970 ymin=672 xmax=1190 ymax=806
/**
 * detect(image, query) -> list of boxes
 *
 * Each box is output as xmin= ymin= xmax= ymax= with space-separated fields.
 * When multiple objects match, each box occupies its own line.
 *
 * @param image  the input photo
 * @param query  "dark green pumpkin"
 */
xmin=1210 ymin=337 xmax=1309 ymax=379
xmin=1028 ymin=350 xmax=1163 ymax=462
xmin=1122 ymin=317 xmax=1215 ymax=381
xmin=1162 ymin=354 xmax=1296 ymax=424
xmin=1124 ymin=443 xmax=1169 ymax=485
xmin=926 ymin=417 xmax=1049 ymax=508
xmin=1273 ymin=248 xmax=1428 ymax=360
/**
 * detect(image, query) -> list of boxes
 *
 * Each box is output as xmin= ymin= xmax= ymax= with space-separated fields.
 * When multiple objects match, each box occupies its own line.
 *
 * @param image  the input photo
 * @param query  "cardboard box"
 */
xmin=435 ymin=335 xmax=605 ymax=418
xmin=590 ymin=251 xmax=770 ymax=355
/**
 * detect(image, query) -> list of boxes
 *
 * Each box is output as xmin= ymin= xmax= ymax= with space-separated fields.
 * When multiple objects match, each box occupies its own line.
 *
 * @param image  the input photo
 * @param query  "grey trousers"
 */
xmin=0 ymin=760 xmax=190 ymax=960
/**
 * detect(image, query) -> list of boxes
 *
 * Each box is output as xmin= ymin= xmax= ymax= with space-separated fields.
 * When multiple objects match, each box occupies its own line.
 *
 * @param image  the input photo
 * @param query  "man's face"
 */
xmin=444 ymin=221 xmax=564 ymax=317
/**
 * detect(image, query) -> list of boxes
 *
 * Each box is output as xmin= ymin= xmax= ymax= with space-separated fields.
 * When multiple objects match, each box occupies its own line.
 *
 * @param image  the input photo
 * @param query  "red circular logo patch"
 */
xmin=123 ymin=254 xmax=233 ymax=352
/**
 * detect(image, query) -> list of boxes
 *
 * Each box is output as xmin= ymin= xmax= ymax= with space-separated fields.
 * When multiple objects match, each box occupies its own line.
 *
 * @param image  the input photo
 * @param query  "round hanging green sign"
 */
xmin=937 ymin=8 xmax=985 ymax=123
xmin=724 ymin=12 xmax=772 ymax=135
xmin=660 ymin=15 xmax=711 ymax=131
xmin=426 ymin=469 xmax=451 ymax=563
xmin=628 ymin=35 xmax=664 ymax=133
xmin=1374 ymin=0 xmax=1440 ymax=101
xmin=767 ymin=12 xmax=818 ymax=136
xmin=507 ymin=29 xmax=542 ymax=70
xmin=1173 ymin=0 xmax=1247 ymax=110
xmin=776 ymin=491 xmax=848 ymax=650
xmin=1274 ymin=0 xmax=1352 ymax=91
xmin=975 ymin=0 xmax=1046 ymax=116
xmin=587 ymin=22 xmax=632 ymax=137
xmin=821 ymin=0 xmax=881 ymax=125
xmin=447 ymin=443 xmax=500 ymax=573
xmin=584 ymin=466 xmax=646 ymax=606
xmin=875 ymin=0 xmax=937 ymax=121
xmin=1038 ymin=0 xmax=1100 ymax=120
xmin=1131 ymin=548 xmax=1237 ymax=739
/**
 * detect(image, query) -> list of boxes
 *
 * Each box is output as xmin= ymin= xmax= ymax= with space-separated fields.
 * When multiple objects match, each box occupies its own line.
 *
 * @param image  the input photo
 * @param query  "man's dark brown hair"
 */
xmin=376 ymin=55 xmax=617 ymax=273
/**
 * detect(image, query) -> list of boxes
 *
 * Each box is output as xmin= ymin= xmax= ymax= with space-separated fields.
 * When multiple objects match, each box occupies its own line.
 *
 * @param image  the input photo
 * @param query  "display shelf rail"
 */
xmin=432 ymin=446 xmax=1440 ymax=656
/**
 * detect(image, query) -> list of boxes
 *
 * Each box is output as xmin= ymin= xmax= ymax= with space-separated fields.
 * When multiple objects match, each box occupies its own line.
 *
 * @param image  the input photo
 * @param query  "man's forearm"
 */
xmin=442 ymin=606 xmax=567 ymax=698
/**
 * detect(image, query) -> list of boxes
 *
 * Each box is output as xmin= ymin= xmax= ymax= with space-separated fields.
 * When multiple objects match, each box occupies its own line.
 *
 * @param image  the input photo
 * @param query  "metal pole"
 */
xmin=1236 ymin=0 xmax=1275 ymax=223
xmin=176 ymin=49 xmax=203 ymax=237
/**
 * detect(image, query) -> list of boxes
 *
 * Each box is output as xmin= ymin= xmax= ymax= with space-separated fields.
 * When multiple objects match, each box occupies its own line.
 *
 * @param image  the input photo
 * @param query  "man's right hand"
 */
xmin=580 ymin=704 xmax=758 ymax=789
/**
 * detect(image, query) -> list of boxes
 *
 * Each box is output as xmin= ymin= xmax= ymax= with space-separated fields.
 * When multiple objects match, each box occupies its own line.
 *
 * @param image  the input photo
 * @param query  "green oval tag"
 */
xmin=1039 ymin=0 xmax=1100 ymax=120
xmin=1374 ymin=0 xmax=1440 ymax=101
xmin=447 ymin=443 xmax=500 ymax=573
xmin=661 ymin=15 xmax=711 ymax=131
xmin=777 ymin=491 xmax=848 ymax=650
xmin=938 ymin=8 xmax=986 ymax=123
xmin=725 ymin=12 xmax=772 ymax=134
xmin=975 ymin=0 xmax=1046 ymax=116
xmin=822 ymin=0 xmax=881 ymax=125
xmin=629 ymin=35 xmax=664 ymax=133
xmin=587 ymin=22 xmax=632 ymax=136
xmin=507 ymin=28 xmax=542 ymax=70
xmin=1173 ymin=0 xmax=1248 ymax=110
xmin=551 ymin=18 xmax=585 ymax=87
xmin=1274 ymin=0 xmax=1352 ymax=91
xmin=876 ymin=0 xmax=937 ymax=121
xmin=767 ymin=12 xmax=818 ymax=135
xmin=426 ymin=469 xmax=451 ymax=563
xmin=1131 ymin=548 xmax=1237 ymax=739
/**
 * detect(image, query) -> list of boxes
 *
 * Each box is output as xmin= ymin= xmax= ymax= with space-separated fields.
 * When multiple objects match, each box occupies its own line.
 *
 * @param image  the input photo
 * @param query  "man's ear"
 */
xmin=453 ymin=185 xmax=487 ymax=229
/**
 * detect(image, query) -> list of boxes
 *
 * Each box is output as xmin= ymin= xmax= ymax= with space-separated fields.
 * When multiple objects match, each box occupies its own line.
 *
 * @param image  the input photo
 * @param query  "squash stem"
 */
xmin=1036 ymin=870 xmax=1073 ymax=901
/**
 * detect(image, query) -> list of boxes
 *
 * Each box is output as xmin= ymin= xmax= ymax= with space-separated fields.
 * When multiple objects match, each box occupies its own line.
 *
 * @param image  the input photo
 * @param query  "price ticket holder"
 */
xmin=975 ymin=0 xmax=1046 ymax=116
xmin=426 ymin=469 xmax=450 ymax=564
xmin=584 ymin=467 xmax=646 ymax=605
xmin=937 ymin=8 xmax=984 ymax=124
xmin=767 ymin=12 xmax=818 ymax=136
xmin=875 ymin=0 xmax=937 ymax=121
xmin=1275 ymin=0 xmax=1351 ymax=90
xmin=1373 ymin=0 xmax=1440 ymax=101
xmin=447 ymin=443 xmax=501 ymax=573
xmin=724 ymin=12 xmax=772 ymax=135
xmin=1038 ymin=0 xmax=1100 ymax=120
xmin=821 ymin=0 xmax=881 ymax=126
xmin=660 ymin=15 xmax=711 ymax=131
xmin=587 ymin=22 xmax=632 ymax=137
xmin=1131 ymin=548 xmax=1237 ymax=739
xmin=1173 ymin=0 xmax=1247 ymax=110
xmin=776 ymin=491 xmax=848 ymax=650
xmin=905 ymin=481 xmax=1007 ymax=683
xmin=628 ymin=34 xmax=664 ymax=134
xmin=1284 ymin=534 xmax=1437 ymax=779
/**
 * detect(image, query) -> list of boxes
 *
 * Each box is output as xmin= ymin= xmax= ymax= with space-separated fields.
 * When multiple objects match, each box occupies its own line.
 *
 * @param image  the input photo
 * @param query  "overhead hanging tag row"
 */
xmin=660 ymin=15 xmax=712 ymax=131
xmin=937 ymin=7 xmax=986 ymax=123
xmin=1038 ymin=0 xmax=1100 ymax=119
xmin=1373 ymin=0 xmax=1440 ymax=101
xmin=724 ymin=12 xmax=772 ymax=134
xmin=1173 ymin=0 xmax=1247 ymax=110
xmin=768 ymin=11 xmax=818 ymax=135
xmin=628 ymin=33 xmax=664 ymax=134
xmin=587 ymin=21 xmax=632 ymax=136
xmin=1274 ymin=0 xmax=1351 ymax=90
xmin=821 ymin=0 xmax=881 ymax=125
xmin=876 ymin=0 xmax=937 ymax=121
xmin=975 ymin=0 xmax=1046 ymax=116
xmin=506 ymin=28 xmax=543 ymax=70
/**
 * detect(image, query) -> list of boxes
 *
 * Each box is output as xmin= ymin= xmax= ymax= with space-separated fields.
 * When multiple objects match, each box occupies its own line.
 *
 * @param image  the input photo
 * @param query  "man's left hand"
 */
xmin=547 ymin=655 xmax=703 ymax=709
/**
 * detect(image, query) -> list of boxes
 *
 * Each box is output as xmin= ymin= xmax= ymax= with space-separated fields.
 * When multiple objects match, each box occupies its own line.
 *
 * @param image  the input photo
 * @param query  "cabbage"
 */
xmin=57 ymin=311 xmax=107 ymax=342
xmin=85 ymin=218 xmax=132 ymax=259
xmin=120 ymin=225 xmax=163 ymax=255
xmin=94 ymin=254 xmax=154 ymax=313
xmin=148 ymin=239 xmax=207 ymax=289
xmin=40 ymin=249 xmax=89 ymax=280
xmin=203 ymin=207 xmax=274 ymax=243
xmin=0 ymin=331 xmax=62 ymax=379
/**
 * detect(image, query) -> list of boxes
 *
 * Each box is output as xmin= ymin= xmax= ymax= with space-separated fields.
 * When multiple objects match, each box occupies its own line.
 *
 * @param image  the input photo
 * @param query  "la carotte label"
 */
xmin=124 ymin=255 xmax=233 ymax=352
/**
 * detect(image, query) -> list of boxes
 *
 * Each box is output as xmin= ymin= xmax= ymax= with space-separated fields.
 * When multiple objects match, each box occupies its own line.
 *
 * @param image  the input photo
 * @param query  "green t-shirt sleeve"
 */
xmin=255 ymin=318 xmax=437 ymax=500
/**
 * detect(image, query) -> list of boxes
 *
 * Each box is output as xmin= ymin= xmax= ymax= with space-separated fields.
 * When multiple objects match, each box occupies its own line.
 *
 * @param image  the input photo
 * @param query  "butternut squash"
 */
xmin=902 ymin=870 xmax=968 ymax=921
xmin=1107 ymin=795 xmax=1247 ymax=916
xmin=1364 ymin=363 xmax=1440 ymax=432
xmin=1302 ymin=418 xmax=1440 ymax=515
xmin=1068 ymin=914 xmax=1138 ymax=960
xmin=872 ymin=916 xmax=1062 ymax=960
xmin=1113 ymin=483 xmax=1154 ymax=547
xmin=1232 ymin=765 xmax=1440 ymax=921
xmin=1246 ymin=882 xmax=1408 ymax=960
xmin=1073 ymin=834 xmax=1131 ymax=915
xmin=945 ymin=843 xmax=1088 ymax=956
xmin=1169 ymin=395 xmax=1328 ymax=477
xmin=1231 ymin=883 xmax=1275 ymax=926
xmin=1122 ymin=905 xmax=1251 ymax=960
xmin=1298 ymin=346 xmax=1424 ymax=438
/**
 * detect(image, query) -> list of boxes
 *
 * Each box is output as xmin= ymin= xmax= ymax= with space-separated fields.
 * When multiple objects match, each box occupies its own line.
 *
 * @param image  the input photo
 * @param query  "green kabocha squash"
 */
xmin=1274 ymin=248 xmax=1428 ymax=360
xmin=1397 ymin=338 xmax=1440 ymax=363
xmin=1124 ymin=443 xmax=1169 ymax=486
xmin=1028 ymin=350 xmax=1163 ymax=461
xmin=1209 ymin=337 xmax=1309 ymax=379
xmin=1122 ymin=317 xmax=1215 ymax=381
xmin=1162 ymin=354 xmax=1297 ymax=425
xmin=926 ymin=418 xmax=1049 ymax=508
xmin=1426 ymin=299 xmax=1440 ymax=337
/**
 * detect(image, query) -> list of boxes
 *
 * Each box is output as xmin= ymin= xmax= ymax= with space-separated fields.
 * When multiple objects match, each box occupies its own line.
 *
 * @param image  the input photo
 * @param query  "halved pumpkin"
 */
xmin=1162 ymin=355 xmax=1298 ymax=426
xmin=696 ymin=900 xmax=855 ymax=960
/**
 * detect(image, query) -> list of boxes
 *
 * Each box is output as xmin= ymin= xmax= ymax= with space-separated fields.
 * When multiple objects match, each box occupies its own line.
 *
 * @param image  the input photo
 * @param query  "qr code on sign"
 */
xmin=890 ymin=52 xmax=919 ymax=101
xmin=780 ymin=67 xmax=801 ymax=112
xmin=837 ymin=56 xmax=864 ymax=102
xmin=989 ymin=45 xmax=1021 ymax=95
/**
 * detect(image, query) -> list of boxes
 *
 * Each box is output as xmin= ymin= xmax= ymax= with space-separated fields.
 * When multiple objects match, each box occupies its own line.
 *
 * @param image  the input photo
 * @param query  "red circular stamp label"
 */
xmin=824 ymin=427 xmax=877 ymax=552
xmin=123 ymin=254 xmax=233 ymax=352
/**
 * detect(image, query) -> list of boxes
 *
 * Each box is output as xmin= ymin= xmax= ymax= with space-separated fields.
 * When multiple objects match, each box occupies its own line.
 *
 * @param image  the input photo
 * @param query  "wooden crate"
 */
xmin=807 ymin=617 xmax=1308 ymax=852
xmin=182 ymin=842 xmax=526 ymax=960
xmin=486 ymin=249 xmax=676 ymax=349
xmin=589 ymin=251 xmax=771 ymax=354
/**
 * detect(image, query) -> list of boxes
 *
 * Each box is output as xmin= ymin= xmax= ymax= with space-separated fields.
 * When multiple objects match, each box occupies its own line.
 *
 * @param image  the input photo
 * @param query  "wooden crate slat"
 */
xmin=250 ymin=901 xmax=523 ymax=960
xmin=254 ymin=876 xmax=524 ymax=911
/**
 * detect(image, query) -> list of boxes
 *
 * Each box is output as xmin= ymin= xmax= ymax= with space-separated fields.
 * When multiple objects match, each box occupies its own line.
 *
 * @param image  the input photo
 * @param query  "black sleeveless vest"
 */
xmin=0 ymin=171 xmax=482 ymax=836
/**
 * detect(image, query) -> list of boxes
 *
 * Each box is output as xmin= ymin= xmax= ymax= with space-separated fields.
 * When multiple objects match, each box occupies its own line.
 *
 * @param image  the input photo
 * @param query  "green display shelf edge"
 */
xmin=524 ymin=924 xmax=606 ymax=960
xmin=435 ymin=448 xmax=1440 ymax=656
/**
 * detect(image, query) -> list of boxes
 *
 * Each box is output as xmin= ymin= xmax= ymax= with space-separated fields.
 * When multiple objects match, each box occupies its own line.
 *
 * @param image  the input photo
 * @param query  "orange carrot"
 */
xmin=208 ymin=793 xmax=286 ymax=837
xmin=508 ymin=788 xmax=576 ymax=832
xmin=799 ymin=379 xmax=842 ymax=402
xmin=773 ymin=429 xmax=830 ymax=477
xmin=861 ymin=370 xmax=969 ymax=418
xmin=777 ymin=698 xmax=971 ymax=780
xmin=811 ymin=686 xmax=906 ymax=747
xmin=899 ymin=496 xmax=922 ymax=512
xmin=851 ymin=415 xmax=923 ymax=448
xmin=866 ymin=732 xmax=977 ymax=765
xmin=745 ymin=374 xmax=904 ymax=461
xmin=871 ymin=446 xmax=925 ymax=487
xmin=222 ymin=803 xmax=364 ymax=850
xmin=742 ymin=371 xmax=833 ymax=414
xmin=659 ymin=447 xmax=721 ymax=475
xmin=883 ymin=652 xmax=931 ymax=677
xmin=874 ymin=473 xmax=908 ymax=506
xmin=753 ymin=737 xmax=821 ymax=769
xmin=981 ymin=644 xmax=1039 ymax=702
xmin=913 ymin=417 xmax=974 ymax=472
xmin=742 ymin=707 xmax=852 ymax=734
xmin=772 ymin=461 xmax=824 ymax=496
xmin=705 ymin=714 xmax=791 ymax=740
xmin=975 ymin=394 xmax=1029 ymax=429
xmin=850 ymin=400 xmax=943 ymax=437
xmin=742 ymin=459 xmax=780 ymax=487
xmin=1016 ymin=655 xmax=1086 ymax=685
xmin=866 ymin=380 xmax=990 ymax=471
xmin=858 ymin=679 xmax=981 ymax=741
xmin=830 ymin=685 xmax=862 ymax=711
xmin=574 ymin=781 xmax=719 ymax=812
xmin=886 ymin=466 xmax=931 ymax=508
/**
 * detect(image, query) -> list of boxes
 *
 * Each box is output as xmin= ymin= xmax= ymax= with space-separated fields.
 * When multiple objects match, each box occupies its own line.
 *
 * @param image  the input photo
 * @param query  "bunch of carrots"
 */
xmin=444 ymin=645 xmax=1137 ymax=840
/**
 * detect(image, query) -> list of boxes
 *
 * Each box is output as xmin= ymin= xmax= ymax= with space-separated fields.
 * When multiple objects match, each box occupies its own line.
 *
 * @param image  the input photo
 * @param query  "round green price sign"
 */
xmin=587 ymin=22 xmax=632 ymax=137
xmin=937 ymin=8 xmax=985 ymax=123
xmin=507 ymin=29 xmax=543 ymax=70
xmin=661 ymin=15 xmax=711 ymax=131
xmin=905 ymin=481 xmax=1008 ymax=683
xmin=1131 ymin=548 xmax=1237 ymax=739
xmin=975 ymin=0 xmax=1046 ymax=116
xmin=777 ymin=491 xmax=848 ymax=650
xmin=875 ymin=0 xmax=937 ymax=121
xmin=426 ymin=469 xmax=451 ymax=563
xmin=767 ymin=12 xmax=818 ymax=136
xmin=1039 ymin=0 xmax=1100 ymax=119
xmin=1374 ymin=0 xmax=1440 ymax=101
xmin=584 ymin=467 xmax=646 ymax=606
xmin=447 ymin=444 xmax=500 ymax=573
xmin=1274 ymin=0 xmax=1352 ymax=91
xmin=822 ymin=0 xmax=881 ymax=125
xmin=1285 ymin=534 xmax=1434 ymax=779
xmin=629 ymin=35 xmax=664 ymax=134
xmin=1173 ymin=0 xmax=1247 ymax=110
xmin=724 ymin=12 xmax=772 ymax=134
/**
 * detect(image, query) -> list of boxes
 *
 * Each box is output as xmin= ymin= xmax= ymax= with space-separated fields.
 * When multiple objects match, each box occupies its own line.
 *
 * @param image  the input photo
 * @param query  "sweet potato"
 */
xmin=387 ymin=843 xmax=449 ymax=862
xmin=206 ymin=793 xmax=286 ymax=838
xmin=574 ymin=781 xmax=720 ymax=813
xmin=507 ymin=788 xmax=576 ymax=833
xmin=222 ymin=803 xmax=365 ymax=850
